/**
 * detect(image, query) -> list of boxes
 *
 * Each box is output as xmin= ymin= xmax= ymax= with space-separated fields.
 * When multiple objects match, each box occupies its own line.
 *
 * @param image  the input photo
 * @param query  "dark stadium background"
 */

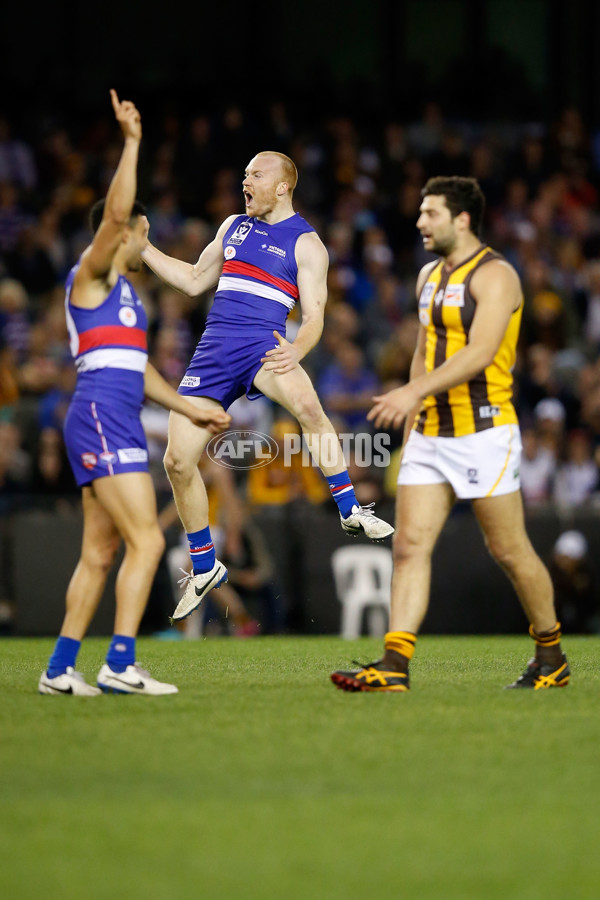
xmin=2 ymin=0 xmax=600 ymax=637
xmin=4 ymin=0 xmax=600 ymax=122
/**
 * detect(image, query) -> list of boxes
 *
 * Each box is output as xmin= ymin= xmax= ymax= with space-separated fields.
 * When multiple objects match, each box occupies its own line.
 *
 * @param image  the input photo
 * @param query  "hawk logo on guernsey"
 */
xmin=228 ymin=221 xmax=252 ymax=245
xmin=119 ymin=306 xmax=137 ymax=327
xmin=81 ymin=452 xmax=97 ymax=470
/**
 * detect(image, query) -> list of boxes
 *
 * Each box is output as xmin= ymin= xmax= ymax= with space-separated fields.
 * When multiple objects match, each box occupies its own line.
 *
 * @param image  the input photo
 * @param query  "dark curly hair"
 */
xmin=422 ymin=176 xmax=485 ymax=236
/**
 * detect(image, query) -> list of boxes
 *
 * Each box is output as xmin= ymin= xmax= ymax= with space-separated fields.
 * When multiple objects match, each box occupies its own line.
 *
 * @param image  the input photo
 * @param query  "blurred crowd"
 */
xmin=3 ymin=96 xmax=600 ymax=629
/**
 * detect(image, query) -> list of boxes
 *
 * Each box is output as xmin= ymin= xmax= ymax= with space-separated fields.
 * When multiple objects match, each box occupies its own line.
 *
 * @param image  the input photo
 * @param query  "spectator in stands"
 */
xmin=37 ymin=356 xmax=76 ymax=432
xmin=519 ymin=426 xmax=557 ymax=506
xmin=553 ymin=427 xmax=599 ymax=508
xmin=29 ymin=426 xmax=78 ymax=508
xmin=317 ymin=340 xmax=380 ymax=433
xmin=549 ymin=530 xmax=598 ymax=633
xmin=0 ymin=278 xmax=31 ymax=364
xmin=533 ymin=396 xmax=567 ymax=458
xmin=0 ymin=337 xmax=19 ymax=418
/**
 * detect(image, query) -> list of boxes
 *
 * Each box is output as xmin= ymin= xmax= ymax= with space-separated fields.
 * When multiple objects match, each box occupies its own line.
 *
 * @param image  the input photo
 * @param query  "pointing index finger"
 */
xmin=110 ymin=88 xmax=120 ymax=113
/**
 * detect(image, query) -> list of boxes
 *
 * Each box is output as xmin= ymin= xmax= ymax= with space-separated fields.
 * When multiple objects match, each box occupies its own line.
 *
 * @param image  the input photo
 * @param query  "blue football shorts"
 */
xmin=64 ymin=399 xmax=149 ymax=487
xmin=178 ymin=331 xmax=278 ymax=410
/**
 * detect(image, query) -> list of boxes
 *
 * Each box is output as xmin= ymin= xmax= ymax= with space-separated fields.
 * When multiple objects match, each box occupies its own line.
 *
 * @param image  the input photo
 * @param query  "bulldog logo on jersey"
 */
xmin=224 ymin=246 xmax=236 ymax=259
xmin=81 ymin=452 xmax=97 ymax=470
xmin=119 ymin=306 xmax=137 ymax=327
xmin=228 ymin=220 xmax=252 ymax=246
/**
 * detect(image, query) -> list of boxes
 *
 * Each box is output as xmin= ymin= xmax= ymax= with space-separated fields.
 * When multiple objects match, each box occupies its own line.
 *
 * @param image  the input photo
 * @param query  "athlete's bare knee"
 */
xmin=392 ymin=531 xmax=430 ymax=567
xmin=485 ymin=536 xmax=525 ymax=573
xmin=82 ymin=536 xmax=120 ymax=573
xmin=164 ymin=447 xmax=195 ymax=483
xmin=293 ymin=395 xmax=327 ymax=432
xmin=125 ymin=526 xmax=165 ymax=561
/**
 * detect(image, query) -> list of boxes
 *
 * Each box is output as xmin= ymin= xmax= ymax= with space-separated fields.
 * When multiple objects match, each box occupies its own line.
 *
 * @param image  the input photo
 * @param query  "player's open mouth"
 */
xmin=244 ymin=191 xmax=253 ymax=204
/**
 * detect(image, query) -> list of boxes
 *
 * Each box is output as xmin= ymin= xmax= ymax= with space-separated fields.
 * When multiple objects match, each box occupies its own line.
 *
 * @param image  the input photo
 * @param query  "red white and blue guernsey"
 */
xmin=179 ymin=212 xmax=315 ymax=409
xmin=63 ymin=261 xmax=150 ymax=487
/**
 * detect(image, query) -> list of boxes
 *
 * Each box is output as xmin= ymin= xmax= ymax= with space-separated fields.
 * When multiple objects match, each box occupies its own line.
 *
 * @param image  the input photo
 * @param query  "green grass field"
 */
xmin=1 ymin=635 xmax=599 ymax=900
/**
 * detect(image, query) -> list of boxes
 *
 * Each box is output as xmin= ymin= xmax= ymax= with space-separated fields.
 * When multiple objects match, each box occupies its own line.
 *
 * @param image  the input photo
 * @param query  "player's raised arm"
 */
xmin=80 ymin=90 xmax=142 ymax=282
xmin=141 ymin=214 xmax=237 ymax=298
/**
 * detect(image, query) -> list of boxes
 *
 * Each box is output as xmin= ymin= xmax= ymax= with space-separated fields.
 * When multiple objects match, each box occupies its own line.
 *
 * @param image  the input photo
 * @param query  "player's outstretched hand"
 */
xmin=260 ymin=330 xmax=299 ymax=375
xmin=190 ymin=407 xmax=232 ymax=435
xmin=367 ymin=383 xmax=421 ymax=431
xmin=110 ymin=89 xmax=142 ymax=142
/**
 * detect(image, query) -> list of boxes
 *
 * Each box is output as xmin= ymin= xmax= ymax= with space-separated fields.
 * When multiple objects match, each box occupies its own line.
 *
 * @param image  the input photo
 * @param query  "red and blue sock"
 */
xmin=187 ymin=526 xmax=215 ymax=574
xmin=327 ymin=470 xmax=358 ymax=519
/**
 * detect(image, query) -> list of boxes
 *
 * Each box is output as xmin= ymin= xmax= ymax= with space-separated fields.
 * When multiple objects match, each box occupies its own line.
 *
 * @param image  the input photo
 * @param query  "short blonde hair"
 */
xmin=256 ymin=151 xmax=298 ymax=193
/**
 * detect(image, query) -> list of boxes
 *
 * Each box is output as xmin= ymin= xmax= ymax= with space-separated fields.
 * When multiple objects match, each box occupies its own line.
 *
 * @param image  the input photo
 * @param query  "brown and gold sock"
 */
xmin=382 ymin=631 xmax=416 ymax=673
xmin=529 ymin=622 xmax=563 ymax=667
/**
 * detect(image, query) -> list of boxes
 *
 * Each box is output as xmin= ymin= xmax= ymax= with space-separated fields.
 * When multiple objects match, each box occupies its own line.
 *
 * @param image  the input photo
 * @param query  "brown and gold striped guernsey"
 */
xmin=414 ymin=245 xmax=522 ymax=438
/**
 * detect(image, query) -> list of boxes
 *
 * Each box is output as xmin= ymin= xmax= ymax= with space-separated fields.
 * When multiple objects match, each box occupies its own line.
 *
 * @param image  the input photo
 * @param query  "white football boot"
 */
xmin=340 ymin=503 xmax=395 ymax=541
xmin=39 ymin=667 xmax=101 ymax=696
xmin=97 ymin=663 xmax=178 ymax=695
xmin=171 ymin=560 xmax=228 ymax=622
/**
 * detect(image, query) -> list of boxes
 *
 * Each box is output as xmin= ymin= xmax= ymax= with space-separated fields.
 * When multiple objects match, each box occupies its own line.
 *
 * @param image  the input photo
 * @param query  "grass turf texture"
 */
xmin=1 ymin=635 xmax=599 ymax=900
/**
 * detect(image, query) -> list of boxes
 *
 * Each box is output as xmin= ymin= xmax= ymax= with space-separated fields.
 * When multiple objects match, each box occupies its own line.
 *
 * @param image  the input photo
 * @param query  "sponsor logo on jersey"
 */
xmin=118 ymin=306 xmax=137 ymax=327
xmin=467 ymin=467 xmax=479 ymax=484
xmin=418 ymin=309 xmax=430 ymax=326
xmin=224 ymin=246 xmax=236 ymax=259
xmin=180 ymin=375 xmax=201 ymax=388
xmin=443 ymin=285 xmax=465 ymax=307
xmin=260 ymin=244 xmax=286 ymax=258
xmin=81 ymin=452 xmax=97 ymax=470
xmin=228 ymin=220 xmax=252 ymax=245
xmin=255 ymin=229 xmax=268 ymax=235
xmin=117 ymin=448 xmax=149 ymax=464
xmin=99 ymin=451 xmax=117 ymax=465
xmin=479 ymin=405 xmax=500 ymax=418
